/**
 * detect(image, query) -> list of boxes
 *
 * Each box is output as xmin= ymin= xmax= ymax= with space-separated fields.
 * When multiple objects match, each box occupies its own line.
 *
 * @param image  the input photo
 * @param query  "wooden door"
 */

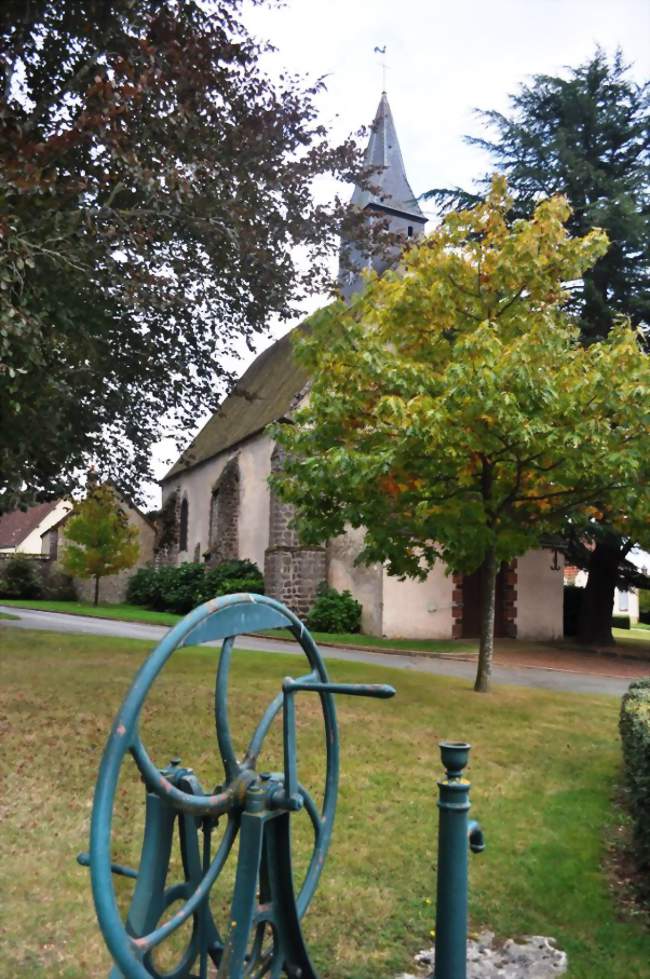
xmin=461 ymin=564 xmax=508 ymax=638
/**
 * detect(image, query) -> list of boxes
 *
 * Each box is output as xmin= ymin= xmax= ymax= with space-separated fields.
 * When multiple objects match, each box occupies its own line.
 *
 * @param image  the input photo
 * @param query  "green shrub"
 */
xmin=612 ymin=614 xmax=631 ymax=630
xmin=196 ymin=575 xmax=264 ymax=605
xmin=43 ymin=568 xmax=76 ymax=600
xmin=126 ymin=567 xmax=159 ymax=606
xmin=638 ymin=590 xmax=650 ymax=625
xmin=156 ymin=563 xmax=206 ymax=614
xmin=307 ymin=584 xmax=362 ymax=634
xmin=563 ymin=585 xmax=583 ymax=636
xmin=619 ymin=678 xmax=650 ymax=891
xmin=126 ymin=560 xmax=265 ymax=613
xmin=0 ymin=555 xmax=43 ymax=599
xmin=206 ymin=559 xmax=263 ymax=590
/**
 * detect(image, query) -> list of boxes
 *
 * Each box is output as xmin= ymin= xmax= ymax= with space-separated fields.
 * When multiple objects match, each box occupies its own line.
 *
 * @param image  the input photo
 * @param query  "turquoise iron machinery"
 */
xmin=80 ymin=593 xmax=395 ymax=978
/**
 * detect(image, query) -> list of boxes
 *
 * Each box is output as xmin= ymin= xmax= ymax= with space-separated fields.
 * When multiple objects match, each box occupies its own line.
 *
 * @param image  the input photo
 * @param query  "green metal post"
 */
xmin=434 ymin=741 xmax=482 ymax=979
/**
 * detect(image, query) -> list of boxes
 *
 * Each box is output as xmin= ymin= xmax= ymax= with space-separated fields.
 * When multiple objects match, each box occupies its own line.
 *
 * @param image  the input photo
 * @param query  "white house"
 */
xmin=0 ymin=500 xmax=72 ymax=555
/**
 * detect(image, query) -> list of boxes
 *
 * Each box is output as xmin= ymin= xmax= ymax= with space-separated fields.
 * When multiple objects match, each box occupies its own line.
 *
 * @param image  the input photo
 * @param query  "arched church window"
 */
xmin=179 ymin=497 xmax=189 ymax=552
xmin=208 ymin=458 xmax=240 ymax=564
xmin=407 ymin=225 xmax=413 ymax=238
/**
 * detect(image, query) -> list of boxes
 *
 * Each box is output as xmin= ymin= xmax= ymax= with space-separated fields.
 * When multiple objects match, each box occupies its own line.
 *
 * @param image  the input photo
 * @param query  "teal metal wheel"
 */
xmin=84 ymin=594 xmax=394 ymax=979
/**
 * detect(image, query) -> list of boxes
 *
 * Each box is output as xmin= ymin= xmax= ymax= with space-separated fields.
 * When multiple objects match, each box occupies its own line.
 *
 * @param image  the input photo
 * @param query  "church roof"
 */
xmin=351 ymin=92 xmax=425 ymax=222
xmin=162 ymin=328 xmax=309 ymax=482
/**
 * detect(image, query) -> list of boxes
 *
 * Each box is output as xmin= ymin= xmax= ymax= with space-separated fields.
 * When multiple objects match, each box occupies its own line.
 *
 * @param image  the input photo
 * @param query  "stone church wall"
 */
xmin=516 ymin=549 xmax=564 ymax=640
xmin=161 ymin=443 xmax=564 ymax=640
xmin=208 ymin=457 xmax=240 ymax=565
xmin=381 ymin=563 xmax=454 ymax=639
xmin=238 ymin=437 xmax=273 ymax=570
xmin=328 ymin=526 xmax=383 ymax=635
xmin=265 ymin=547 xmax=327 ymax=619
xmin=161 ymin=434 xmax=274 ymax=572
xmin=264 ymin=445 xmax=326 ymax=618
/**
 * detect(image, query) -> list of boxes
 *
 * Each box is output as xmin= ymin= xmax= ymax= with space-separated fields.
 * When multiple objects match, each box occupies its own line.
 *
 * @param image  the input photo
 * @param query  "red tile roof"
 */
xmin=0 ymin=501 xmax=61 ymax=549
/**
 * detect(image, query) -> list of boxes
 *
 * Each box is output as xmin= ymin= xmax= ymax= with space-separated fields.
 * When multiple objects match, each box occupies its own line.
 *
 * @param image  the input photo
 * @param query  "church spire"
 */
xmin=339 ymin=92 xmax=426 ymax=301
xmin=350 ymin=92 xmax=425 ymax=222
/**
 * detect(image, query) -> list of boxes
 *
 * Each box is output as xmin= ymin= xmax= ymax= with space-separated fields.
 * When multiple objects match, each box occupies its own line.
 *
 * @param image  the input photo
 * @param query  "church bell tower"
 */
xmin=339 ymin=91 xmax=427 ymax=301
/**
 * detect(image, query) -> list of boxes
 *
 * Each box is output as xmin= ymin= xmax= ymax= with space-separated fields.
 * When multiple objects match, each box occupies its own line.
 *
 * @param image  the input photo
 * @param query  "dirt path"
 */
xmin=491 ymin=639 xmax=650 ymax=680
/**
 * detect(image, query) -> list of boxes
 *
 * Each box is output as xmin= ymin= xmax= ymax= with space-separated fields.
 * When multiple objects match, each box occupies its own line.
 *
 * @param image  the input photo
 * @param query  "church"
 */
xmin=159 ymin=93 xmax=564 ymax=641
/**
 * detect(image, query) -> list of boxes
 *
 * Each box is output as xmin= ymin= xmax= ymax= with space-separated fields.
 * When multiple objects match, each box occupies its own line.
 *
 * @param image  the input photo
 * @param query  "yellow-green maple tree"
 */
xmin=63 ymin=485 xmax=139 ymax=606
xmin=272 ymin=178 xmax=650 ymax=692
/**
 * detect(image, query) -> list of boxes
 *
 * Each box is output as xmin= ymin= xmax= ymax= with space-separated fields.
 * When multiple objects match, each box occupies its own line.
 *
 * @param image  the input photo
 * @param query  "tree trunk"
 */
xmin=474 ymin=546 xmax=498 ymax=693
xmin=94 ymin=574 xmax=100 ymax=606
xmin=577 ymin=534 xmax=624 ymax=645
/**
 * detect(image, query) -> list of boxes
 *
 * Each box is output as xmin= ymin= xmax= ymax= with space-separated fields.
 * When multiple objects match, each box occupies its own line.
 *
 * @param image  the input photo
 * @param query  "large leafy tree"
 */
xmin=62 ymin=482 xmax=140 ymax=605
xmin=425 ymin=49 xmax=650 ymax=645
xmin=272 ymin=181 xmax=650 ymax=692
xmin=0 ymin=0 xmax=360 ymax=511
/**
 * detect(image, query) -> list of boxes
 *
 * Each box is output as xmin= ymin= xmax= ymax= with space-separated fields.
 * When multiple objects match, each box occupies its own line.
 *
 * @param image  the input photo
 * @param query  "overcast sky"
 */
xmin=149 ymin=0 xmax=650 ymax=491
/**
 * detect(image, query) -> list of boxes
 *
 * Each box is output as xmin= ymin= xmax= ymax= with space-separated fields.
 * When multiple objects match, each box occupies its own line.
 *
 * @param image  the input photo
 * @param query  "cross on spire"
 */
xmin=373 ymin=45 xmax=389 ymax=91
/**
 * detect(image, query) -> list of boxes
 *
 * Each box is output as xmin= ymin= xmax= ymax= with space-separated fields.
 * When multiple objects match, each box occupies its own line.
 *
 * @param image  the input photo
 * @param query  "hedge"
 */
xmin=619 ymin=678 xmax=650 ymax=889
xmin=0 ymin=554 xmax=42 ymax=599
xmin=126 ymin=560 xmax=264 ymax=614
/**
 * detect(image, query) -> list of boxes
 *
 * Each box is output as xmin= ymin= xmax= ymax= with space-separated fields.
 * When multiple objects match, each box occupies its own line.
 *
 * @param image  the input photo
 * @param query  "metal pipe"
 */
xmin=434 ymin=741 xmax=484 ymax=979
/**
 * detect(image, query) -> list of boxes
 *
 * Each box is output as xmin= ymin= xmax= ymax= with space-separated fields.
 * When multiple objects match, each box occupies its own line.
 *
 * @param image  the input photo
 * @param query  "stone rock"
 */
xmin=396 ymin=931 xmax=568 ymax=979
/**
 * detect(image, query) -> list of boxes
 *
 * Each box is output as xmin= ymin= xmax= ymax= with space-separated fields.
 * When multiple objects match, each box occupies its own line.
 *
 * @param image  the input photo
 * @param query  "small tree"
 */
xmin=272 ymin=180 xmax=650 ymax=692
xmin=63 ymin=485 xmax=139 ymax=605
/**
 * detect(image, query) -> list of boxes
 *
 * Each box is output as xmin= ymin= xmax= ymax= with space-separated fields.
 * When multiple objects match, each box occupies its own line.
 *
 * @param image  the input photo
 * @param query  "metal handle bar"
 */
xmin=77 ymin=852 xmax=138 ymax=880
xmin=283 ymin=679 xmax=396 ymax=698
xmin=279 ymin=677 xmax=396 ymax=810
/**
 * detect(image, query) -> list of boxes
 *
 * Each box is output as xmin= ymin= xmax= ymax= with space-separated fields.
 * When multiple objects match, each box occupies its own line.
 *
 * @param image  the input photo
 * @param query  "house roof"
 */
xmin=39 ymin=482 xmax=158 ymax=534
xmin=351 ymin=92 xmax=426 ymax=223
xmin=40 ymin=510 xmax=71 ymax=538
xmin=0 ymin=501 xmax=62 ymax=549
xmin=162 ymin=326 xmax=309 ymax=482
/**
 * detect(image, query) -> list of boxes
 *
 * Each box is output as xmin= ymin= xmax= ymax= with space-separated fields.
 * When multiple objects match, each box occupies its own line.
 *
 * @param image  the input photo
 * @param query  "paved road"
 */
xmin=0 ymin=605 xmax=631 ymax=696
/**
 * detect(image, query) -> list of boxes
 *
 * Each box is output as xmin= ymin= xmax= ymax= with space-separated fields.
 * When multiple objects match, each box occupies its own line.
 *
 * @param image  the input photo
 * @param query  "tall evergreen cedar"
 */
xmin=425 ymin=50 xmax=650 ymax=645
xmin=0 ymin=1 xmax=362 ymax=511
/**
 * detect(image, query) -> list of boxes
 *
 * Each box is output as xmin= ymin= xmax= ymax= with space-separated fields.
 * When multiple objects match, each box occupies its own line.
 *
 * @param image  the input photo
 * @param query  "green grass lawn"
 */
xmin=1 ymin=628 xmax=647 ymax=978
xmin=0 ymin=610 xmax=18 ymax=620
xmin=0 ymin=598 xmax=181 ymax=627
xmin=611 ymin=628 xmax=650 ymax=655
xmin=0 ymin=599 xmax=476 ymax=654
xmin=255 ymin=627 xmax=476 ymax=655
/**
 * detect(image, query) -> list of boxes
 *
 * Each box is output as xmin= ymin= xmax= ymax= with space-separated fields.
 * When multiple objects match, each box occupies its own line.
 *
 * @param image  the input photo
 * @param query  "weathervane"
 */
xmin=374 ymin=44 xmax=388 ymax=91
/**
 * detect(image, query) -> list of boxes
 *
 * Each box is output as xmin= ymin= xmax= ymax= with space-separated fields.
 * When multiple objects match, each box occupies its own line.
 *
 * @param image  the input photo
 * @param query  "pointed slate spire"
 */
xmin=339 ymin=92 xmax=426 ymax=301
xmin=351 ymin=92 xmax=426 ymax=222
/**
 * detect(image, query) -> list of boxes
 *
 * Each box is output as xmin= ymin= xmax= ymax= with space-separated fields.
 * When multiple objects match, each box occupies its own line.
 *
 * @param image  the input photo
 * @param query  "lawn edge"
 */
xmin=0 ymin=601 xmax=476 ymax=659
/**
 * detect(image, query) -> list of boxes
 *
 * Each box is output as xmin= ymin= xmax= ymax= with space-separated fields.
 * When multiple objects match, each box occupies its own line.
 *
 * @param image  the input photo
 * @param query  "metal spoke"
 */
xmin=129 ymin=816 xmax=238 ymax=954
xmin=215 ymin=636 xmax=240 ymax=782
xmin=296 ymin=784 xmax=326 ymax=919
xmin=242 ymin=671 xmax=317 ymax=770
xmin=244 ymin=922 xmax=275 ymax=978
